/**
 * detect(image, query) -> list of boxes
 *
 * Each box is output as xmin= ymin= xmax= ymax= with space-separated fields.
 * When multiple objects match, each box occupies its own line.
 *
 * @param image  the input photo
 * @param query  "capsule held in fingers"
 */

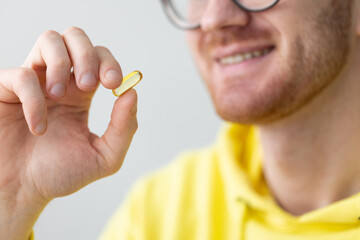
xmin=112 ymin=71 xmax=143 ymax=97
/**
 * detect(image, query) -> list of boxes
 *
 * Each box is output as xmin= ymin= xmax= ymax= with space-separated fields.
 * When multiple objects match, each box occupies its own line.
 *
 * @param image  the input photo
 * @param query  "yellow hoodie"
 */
xmin=100 ymin=124 xmax=360 ymax=239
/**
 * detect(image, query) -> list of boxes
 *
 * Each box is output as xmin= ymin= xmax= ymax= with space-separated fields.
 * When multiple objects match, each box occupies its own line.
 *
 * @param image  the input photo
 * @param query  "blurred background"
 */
xmin=0 ymin=0 xmax=221 ymax=239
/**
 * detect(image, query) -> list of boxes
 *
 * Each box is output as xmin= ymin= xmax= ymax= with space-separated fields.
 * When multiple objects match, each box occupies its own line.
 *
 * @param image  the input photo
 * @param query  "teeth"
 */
xmin=253 ymin=50 xmax=261 ymax=57
xmin=219 ymin=48 xmax=272 ymax=65
xmin=235 ymin=55 xmax=244 ymax=63
xmin=244 ymin=52 xmax=253 ymax=60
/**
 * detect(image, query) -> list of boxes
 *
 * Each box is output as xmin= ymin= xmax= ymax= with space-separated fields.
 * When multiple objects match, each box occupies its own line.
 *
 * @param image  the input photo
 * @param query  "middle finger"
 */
xmin=62 ymin=27 xmax=99 ymax=92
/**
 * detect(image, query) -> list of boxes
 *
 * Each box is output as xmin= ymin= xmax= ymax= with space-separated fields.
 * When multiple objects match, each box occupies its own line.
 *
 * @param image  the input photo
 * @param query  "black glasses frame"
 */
xmin=161 ymin=0 xmax=280 ymax=30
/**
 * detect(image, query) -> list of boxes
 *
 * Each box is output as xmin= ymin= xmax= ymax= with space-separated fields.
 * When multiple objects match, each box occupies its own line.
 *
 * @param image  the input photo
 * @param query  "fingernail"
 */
xmin=50 ymin=83 xmax=65 ymax=97
xmin=35 ymin=120 xmax=46 ymax=134
xmin=106 ymin=70 xmax=122 ymax=83
xmin=80 ymin=72 xmax=97 ymax=87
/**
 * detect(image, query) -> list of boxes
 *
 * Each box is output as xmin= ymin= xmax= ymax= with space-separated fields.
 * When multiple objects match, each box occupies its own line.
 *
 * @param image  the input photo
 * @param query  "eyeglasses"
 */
xmin=161 ymin=0 xmax=280 ymax=30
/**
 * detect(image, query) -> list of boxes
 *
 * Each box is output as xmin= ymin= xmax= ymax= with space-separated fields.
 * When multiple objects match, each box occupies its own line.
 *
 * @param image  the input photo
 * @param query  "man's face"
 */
xmin=186 ymin=0 xmax=355 ymax=124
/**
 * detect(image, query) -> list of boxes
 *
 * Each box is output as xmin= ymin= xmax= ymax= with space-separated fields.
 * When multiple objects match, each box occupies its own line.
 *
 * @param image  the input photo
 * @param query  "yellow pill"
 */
xmin=112 ymin=71 xmax=143 ymax=97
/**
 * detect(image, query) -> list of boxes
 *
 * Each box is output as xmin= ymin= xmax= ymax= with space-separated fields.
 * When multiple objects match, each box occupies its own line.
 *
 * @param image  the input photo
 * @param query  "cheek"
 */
xmin=186 ymin=32 xmax=201 ymax=61
xmin=186 ymin=31 xmax=212 ymax=80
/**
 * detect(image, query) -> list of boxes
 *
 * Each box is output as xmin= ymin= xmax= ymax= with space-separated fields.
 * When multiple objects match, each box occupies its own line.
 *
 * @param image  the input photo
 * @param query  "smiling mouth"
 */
xmin=218 ymin=46 xmax=275 ymax=65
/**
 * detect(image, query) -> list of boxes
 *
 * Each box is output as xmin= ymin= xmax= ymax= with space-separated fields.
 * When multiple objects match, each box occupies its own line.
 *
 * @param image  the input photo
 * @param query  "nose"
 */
xmin=200 ymin=0 xmax=250 ymax=32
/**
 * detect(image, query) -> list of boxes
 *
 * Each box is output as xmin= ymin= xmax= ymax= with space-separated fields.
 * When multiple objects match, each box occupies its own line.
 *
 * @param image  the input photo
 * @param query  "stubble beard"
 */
xmin=201 ymin=0 xmax=353 ymax=125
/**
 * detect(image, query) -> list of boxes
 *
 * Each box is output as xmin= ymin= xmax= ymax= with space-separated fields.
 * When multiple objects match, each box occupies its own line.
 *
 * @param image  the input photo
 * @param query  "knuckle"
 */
xmin=80 ymin=49 xmax=98 ymax=62
xmin=99 ymin=145 xmax=124 ymax=176
xmin=105 ymin=163 xmax=122 ymax=177
xmin=12 ymin=69 xmax=44 ymax=102
xmin=133 ymin=120 xmax=138 ymax=133
xmin=63 ymin=26 xmax=85 ymax=36
xmin=107 ymin=158 xmax=123 ymax=174
xmin=14 ymin=68 xmax=37 ymax=85
xmin=129 ymin=117 xmax=138 ymax=133
xmin=53 ymin=57 xmax=71 ymax=70
xmin=95 ymin=45 xmax=111 ymax=54
xmin=39 ymin=30 xmax=61 ymax=42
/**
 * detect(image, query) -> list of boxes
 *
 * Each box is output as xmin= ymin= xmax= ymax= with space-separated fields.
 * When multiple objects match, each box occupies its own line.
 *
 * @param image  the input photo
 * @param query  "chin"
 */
xmin=212 ymin=96 xmax=267 ymax=124
xmin=210 ymin=84 xmax=305 ymax=125
xmin=213 ymin=102 xmax=273 ymax=125
xmin=216 ymin=106 xmax=297 ymax=125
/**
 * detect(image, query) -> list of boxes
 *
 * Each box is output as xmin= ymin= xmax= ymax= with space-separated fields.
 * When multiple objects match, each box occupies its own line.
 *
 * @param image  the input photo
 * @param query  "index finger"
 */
xmin=23 ymin=30 xmax=71 ymax=99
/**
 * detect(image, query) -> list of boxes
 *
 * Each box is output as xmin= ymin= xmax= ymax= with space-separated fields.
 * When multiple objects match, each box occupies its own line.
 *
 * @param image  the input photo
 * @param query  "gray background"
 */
xmin=0 ymin=0 xmax=221 ymax=239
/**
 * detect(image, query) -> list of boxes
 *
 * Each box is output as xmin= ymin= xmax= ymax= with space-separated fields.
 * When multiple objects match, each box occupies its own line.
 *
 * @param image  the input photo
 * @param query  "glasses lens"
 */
xmin=167 ymin=0 xmax=206 ymax=28
xmin=164 ymin=0 xmax=278 ymax=29
xmin=236 ymin=0 xmax=277 ymax=11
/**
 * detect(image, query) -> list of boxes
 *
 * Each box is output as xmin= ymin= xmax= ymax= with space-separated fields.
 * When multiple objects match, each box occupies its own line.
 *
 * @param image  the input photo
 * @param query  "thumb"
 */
xmin=93 ymin=89 xmax=138 ymax=177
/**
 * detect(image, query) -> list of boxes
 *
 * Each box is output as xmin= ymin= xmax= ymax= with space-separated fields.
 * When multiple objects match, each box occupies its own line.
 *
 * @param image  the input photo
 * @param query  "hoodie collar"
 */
xmin=216 ymin=123 xmax=360 ymax=225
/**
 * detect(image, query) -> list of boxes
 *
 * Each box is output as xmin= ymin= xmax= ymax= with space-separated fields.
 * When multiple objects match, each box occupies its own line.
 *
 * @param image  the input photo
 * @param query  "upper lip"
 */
xmin=213 ymin=43 xmax=275 ymax=60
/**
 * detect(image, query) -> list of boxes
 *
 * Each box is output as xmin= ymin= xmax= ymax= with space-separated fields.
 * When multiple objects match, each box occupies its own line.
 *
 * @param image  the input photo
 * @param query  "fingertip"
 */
xmin=122 ymin=88 xmax=138 ymax=99
xmin=111 ymin=89 xmax=138 ymax=132
xmin=115 ymin=89 xmax=138 ymax=110
xmin=78 ymin=72 xmax=99 ymax=92
xmin=33 ymin=119 xmax=47 ymax=136
xmin=95 ymin=46 xmax=123 ymax=89
xmin=103 ymin=69 xmax=123 ymax=89
xmin=49 ymin=82 xmax=66 ymax=98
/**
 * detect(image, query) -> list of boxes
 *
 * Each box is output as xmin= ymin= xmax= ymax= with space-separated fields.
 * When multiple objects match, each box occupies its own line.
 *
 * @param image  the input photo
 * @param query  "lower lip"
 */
xmin=215 ymin=48 xmax=275 ymax=76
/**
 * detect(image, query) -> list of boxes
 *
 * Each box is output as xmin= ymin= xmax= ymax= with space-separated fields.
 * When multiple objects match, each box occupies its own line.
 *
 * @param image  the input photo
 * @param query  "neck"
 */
xmin=258 ymin=45 xmax=360 ymax=216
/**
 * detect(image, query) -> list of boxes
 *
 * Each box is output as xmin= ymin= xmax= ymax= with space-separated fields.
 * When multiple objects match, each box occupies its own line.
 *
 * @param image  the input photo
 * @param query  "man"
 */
xmin=1 ymin=0 xmax=359 ymax=239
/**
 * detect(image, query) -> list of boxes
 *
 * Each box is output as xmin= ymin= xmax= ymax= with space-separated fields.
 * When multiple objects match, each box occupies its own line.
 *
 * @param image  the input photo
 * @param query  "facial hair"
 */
xmin=200 ymin=0 xmax=353 ymax=124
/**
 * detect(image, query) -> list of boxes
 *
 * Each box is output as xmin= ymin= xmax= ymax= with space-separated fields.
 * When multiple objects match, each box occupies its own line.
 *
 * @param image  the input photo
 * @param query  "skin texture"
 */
xmin=187 ymin=0 xmax=353 ymax=124
xmin=0 ymin=27 xmax=138 ymax=239
xmin=187 ymin=0 xmax=360 ymax=215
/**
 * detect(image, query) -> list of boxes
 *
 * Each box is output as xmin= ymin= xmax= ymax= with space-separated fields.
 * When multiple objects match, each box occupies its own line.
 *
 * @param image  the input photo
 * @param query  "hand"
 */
xmin=0 ymin=27 xmax=138 ymax=239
